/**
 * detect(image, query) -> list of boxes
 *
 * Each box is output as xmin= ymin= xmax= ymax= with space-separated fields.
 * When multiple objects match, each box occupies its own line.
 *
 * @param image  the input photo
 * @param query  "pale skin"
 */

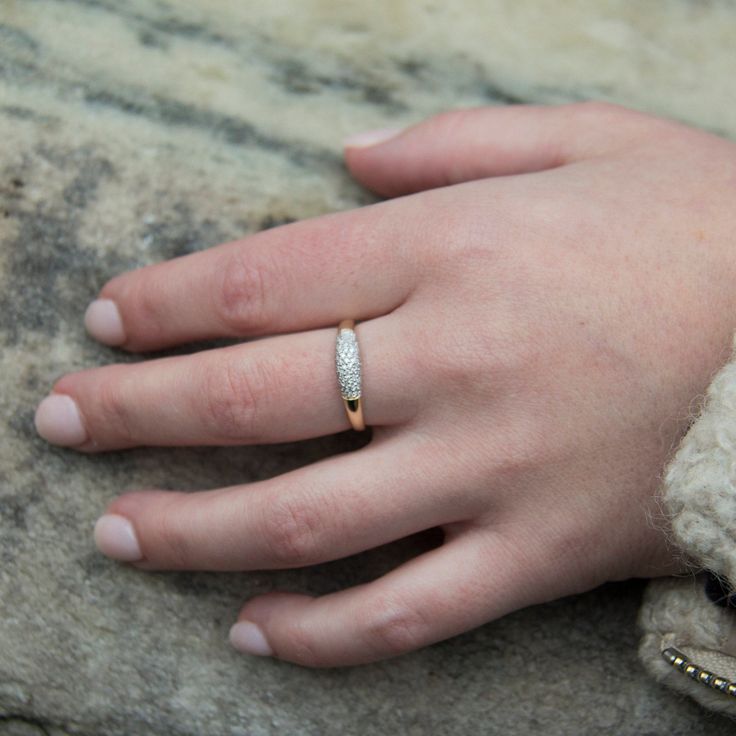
xmin=34 ymin=102 xmax=736 ymax=666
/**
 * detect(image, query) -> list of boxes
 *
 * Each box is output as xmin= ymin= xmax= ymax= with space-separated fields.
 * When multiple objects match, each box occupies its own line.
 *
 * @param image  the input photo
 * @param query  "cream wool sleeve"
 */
xmin=638 ymin=332 xmax=736 ymax=717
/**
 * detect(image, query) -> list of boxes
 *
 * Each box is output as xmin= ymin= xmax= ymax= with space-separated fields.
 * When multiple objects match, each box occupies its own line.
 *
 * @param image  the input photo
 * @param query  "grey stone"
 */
xmin=1 ymin=1 xmax=735 ymax=734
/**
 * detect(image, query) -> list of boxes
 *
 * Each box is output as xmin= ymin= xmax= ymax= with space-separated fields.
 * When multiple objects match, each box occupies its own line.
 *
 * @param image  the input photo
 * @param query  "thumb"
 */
xmin=344 ymin=102 xmax=650 ymax=197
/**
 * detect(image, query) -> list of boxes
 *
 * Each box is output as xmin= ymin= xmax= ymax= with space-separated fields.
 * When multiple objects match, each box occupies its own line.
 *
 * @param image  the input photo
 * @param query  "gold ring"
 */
xmin=335 ymin=319 xmax=365 ymax=431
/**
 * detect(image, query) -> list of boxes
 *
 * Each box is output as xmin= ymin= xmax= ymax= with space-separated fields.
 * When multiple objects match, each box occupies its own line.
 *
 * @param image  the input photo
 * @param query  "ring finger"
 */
xmin=36 ymin=313 xmax=420 ymax=450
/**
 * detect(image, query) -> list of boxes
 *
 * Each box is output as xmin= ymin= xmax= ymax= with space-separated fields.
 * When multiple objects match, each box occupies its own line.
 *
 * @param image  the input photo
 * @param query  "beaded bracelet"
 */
xmin=661 ymin=647 xmax=736 ymax=696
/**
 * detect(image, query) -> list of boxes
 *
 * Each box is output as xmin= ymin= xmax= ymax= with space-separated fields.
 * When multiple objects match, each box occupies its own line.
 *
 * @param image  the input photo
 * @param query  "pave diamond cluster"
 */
xmin=335 ymin=327 xmax=361 ymax=400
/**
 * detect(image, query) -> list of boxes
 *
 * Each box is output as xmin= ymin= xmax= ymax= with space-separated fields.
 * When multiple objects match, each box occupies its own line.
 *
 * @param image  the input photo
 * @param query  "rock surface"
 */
xmin=1 ymin=1 xmax=735 ymax=733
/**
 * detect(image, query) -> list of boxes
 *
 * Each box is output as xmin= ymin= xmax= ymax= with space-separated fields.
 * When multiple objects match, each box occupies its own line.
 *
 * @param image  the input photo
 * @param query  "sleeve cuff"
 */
xmin=637 ymin=331 xmax=736 ymax=715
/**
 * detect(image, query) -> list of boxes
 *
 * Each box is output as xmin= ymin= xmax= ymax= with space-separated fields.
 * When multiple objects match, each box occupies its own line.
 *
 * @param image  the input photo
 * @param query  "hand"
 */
xmin=34 ymin=102 xmax=736 ymax=667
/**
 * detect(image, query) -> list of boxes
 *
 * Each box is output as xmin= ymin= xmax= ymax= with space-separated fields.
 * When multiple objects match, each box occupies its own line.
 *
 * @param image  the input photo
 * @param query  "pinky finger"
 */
xmin=229 ymin=526 xmax=559 ymax=667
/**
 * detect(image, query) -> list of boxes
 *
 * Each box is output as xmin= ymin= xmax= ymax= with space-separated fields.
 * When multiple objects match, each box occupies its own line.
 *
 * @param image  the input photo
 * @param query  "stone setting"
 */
xmin=336 ymin=327 xmax=361 ymax=400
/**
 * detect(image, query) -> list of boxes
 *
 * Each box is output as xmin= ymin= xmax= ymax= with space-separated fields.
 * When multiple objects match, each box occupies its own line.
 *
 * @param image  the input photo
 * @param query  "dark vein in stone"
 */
xmin=0 ymin=713 xmax=52 ymax=735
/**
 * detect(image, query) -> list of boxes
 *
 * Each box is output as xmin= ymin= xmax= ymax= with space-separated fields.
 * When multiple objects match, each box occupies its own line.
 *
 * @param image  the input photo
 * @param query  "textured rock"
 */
xmin=1 ymin=1 xmax=735 ymax=733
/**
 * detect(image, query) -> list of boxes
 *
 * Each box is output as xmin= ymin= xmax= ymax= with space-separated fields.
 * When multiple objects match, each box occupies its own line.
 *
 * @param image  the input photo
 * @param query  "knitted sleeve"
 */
xmin=637 ymin=331 xmax=736 ymax=716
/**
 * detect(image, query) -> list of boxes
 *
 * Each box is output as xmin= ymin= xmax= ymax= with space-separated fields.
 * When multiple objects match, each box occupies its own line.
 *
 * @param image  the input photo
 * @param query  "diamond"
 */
xmin=336 ymin=328 xmax=361 ymax=399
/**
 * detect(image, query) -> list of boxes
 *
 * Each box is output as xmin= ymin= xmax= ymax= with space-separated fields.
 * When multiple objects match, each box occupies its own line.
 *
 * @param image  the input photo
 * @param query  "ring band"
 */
xmin=335 ymin=319 xmax=365 ymax=431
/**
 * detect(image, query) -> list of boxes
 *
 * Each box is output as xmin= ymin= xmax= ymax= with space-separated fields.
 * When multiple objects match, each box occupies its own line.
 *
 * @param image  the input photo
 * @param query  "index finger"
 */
xmin=86 ymin=199 xmax=423 ymax=352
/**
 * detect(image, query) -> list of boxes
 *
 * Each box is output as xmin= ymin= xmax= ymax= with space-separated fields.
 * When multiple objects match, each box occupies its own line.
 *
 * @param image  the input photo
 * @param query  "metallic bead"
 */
xmin=661 ymin=646 xmax=736 ymax=698
xmin=698 ymin=670 xmax=713 ymax=685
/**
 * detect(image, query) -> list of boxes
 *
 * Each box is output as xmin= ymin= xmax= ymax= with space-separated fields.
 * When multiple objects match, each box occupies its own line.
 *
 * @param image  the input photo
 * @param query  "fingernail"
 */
xmin=84 ymin=299 xmax=126 ymax=346
xmin=34 ymin=394 xmax=88 ymax=446
xmin=343 ymin=127 xmax=403 ymax=149
xmin=94 ymin=514 xmax=143 ymax=562
xmin=229 ymin=621 xmax=273 ymax=657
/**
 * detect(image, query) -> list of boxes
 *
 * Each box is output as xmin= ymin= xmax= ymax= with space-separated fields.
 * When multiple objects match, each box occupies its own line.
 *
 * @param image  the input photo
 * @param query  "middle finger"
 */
xmin=89 ymin=200 xmax=424 ymax=352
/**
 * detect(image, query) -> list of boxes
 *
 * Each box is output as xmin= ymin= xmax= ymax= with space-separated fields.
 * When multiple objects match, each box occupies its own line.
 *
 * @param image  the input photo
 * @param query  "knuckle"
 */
xmin=360 ymin=594 xmax=427 ymax=656
xmin=154 ymin=495 xmax=194 ymax=567
xmin=424 ymin=109 xmax=481 ymax=170
xmin=105 ymin=270 xmax=164 ymax=347
xmin=131 ymin=278 xmax=164 ymax=338
xmin=261 ymin=496 xmax=324 ymax=567
xmin=419 ymin=315 xmax=517 ymax=395
xmin=215 ymin=248 xmax=272 ymax=333
xmin=200 ymin=353 xmax=264 ymax=441
xmin=96 ymin=379 xmax=136 ymax=444
xmin=485 ymin=420 xmax=547 ymax=484
xmin=280 ymin=622 xmax=323 ymax=666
